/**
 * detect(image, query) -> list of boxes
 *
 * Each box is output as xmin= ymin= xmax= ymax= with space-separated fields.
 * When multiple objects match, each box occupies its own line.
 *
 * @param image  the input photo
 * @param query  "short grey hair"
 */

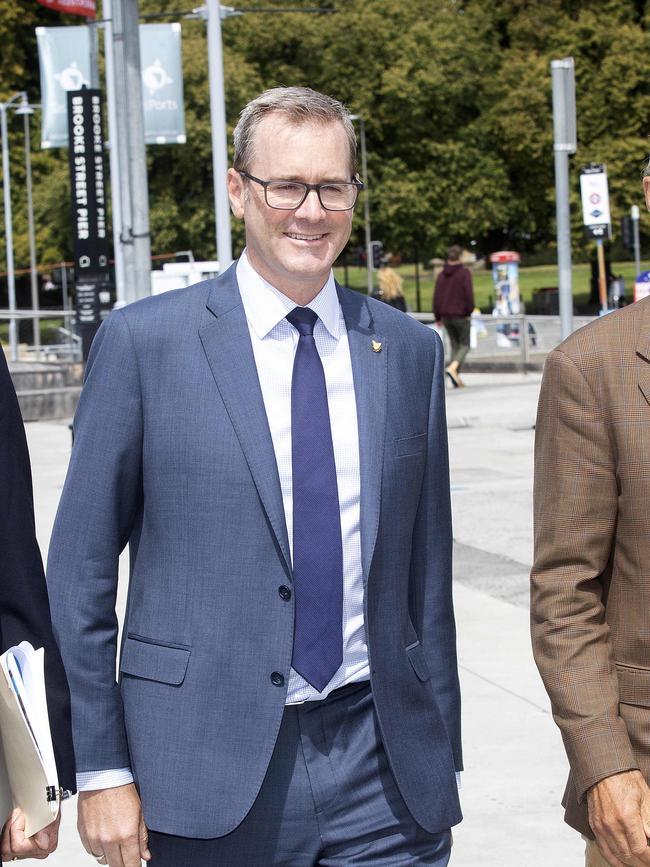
xmin=644 ymin=157 xmax=650 ymax=177
xmin=233 ymin=86 xmax=357 ymax=176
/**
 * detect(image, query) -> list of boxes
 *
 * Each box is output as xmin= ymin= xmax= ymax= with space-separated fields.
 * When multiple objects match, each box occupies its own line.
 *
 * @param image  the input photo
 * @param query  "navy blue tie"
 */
xmin=287 ymin=307 xmax=343 ymax=692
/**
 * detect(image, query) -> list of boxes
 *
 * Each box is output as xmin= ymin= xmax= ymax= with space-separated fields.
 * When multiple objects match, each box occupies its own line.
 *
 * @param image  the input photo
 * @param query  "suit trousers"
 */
xmin=148 ymin=682 xmax=452 ymax=866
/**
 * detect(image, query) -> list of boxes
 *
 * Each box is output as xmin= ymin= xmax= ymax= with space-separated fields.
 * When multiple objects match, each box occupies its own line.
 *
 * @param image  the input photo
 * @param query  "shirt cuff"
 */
xmin=77 ymin=768 xmax=134 ymax=791
xmin=456 ymin=772 xmax=461 ymax=789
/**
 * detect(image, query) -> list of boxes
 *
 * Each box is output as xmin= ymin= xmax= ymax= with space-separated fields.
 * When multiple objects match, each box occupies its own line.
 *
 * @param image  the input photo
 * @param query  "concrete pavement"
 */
xmin=21 ymin=370 xmax=584 ymax=866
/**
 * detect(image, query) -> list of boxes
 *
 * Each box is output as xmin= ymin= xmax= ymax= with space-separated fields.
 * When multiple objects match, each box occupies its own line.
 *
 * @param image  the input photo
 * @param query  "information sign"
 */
xmin=580 ymin=164 xmax=611 ymax=239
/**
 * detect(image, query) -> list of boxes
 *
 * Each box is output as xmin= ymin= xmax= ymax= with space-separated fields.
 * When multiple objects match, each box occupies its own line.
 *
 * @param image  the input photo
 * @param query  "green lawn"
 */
xmin=333 ymin=260 xmax=649 ymax=313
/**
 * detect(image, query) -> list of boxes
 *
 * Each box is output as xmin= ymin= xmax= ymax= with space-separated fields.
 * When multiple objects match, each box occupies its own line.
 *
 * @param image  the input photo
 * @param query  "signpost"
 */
xmin=580 ymin=163 xmax=612 ymax=314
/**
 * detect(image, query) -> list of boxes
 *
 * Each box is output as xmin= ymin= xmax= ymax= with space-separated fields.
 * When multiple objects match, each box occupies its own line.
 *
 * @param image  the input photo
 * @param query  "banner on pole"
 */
xmin=37 ymin=26 xmax=91 ymax=148
xmin=37 ymin=24 xmax=186 ymax=148
xmin=140 ymin=24 xmax=186 ymax=144
xmin=36 ymin=0 xmax=96 ymax=18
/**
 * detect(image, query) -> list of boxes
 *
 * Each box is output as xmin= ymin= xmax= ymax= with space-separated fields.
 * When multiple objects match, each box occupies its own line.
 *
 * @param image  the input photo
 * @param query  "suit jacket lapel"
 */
xmin=338 ymin=284 xmax=387 ymax=580
xmin=199 ymin=267 xmax=292 ymax=575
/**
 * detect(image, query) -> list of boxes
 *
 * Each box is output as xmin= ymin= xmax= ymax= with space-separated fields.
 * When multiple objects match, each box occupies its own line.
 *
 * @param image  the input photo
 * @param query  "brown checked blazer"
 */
xmin=531 ymin=296 xmax=650 ymax=836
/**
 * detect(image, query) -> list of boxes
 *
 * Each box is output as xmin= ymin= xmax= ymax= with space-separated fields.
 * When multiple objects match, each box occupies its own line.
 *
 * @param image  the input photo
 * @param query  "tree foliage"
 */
xmin=1 ymin=0 xmax=650 ymax=278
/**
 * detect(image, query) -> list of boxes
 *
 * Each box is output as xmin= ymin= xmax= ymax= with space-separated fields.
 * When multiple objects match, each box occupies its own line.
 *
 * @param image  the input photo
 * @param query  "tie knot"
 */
xmin=287 ymin=307 xmax=318 ymax=337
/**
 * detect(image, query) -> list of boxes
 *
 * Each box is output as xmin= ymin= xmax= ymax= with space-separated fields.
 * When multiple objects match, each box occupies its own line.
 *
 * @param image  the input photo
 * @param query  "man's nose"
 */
xmin=294 ymin=188 xmax=325 ymax=219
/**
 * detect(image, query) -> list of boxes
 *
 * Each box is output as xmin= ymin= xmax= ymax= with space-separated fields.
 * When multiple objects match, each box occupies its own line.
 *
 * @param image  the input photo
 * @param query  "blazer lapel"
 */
xmin=338 ymin=285 xmax=387 ymax=580
xmin=199 ymin=267 xmax=292 ymax=575
xmin=636 ymin=299 xmax=650 ymax=407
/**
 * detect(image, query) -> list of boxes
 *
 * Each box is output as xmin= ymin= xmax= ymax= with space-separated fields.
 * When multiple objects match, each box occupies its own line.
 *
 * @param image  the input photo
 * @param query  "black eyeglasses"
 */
xmin=238 ymin=170 xmax=363 ymax=211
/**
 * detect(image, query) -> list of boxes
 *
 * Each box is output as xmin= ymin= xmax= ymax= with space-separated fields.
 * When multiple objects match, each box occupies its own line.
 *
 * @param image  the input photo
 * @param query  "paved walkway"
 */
xmin=23 ymin=371 xmax=584 ymax=866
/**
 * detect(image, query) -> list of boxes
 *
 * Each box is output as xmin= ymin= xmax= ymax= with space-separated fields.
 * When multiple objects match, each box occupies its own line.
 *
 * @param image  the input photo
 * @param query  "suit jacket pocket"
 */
xmin=395 ymin=433 xmax=427 ymax=458
xmin=616 ymin=662 xmax=650 ymax=707
xmin=406 ymin=640 xmax=431 ymax=682
xmin=120 ymin=635 xmax=191 ymax=685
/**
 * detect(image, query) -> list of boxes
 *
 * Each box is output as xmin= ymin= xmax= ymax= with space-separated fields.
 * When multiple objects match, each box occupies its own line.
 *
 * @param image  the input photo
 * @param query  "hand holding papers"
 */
xmin=0 ymin=642 xmax=61 ymax=837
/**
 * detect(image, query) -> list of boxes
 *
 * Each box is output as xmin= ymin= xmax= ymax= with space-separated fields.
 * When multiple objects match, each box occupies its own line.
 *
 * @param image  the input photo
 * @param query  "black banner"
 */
xmin=67 ymin=87 xmax=111 ymax=359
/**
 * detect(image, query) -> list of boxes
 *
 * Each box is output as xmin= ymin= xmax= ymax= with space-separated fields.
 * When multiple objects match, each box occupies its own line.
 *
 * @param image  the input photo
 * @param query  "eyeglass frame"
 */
xmin=237 ymin=170 xmax=364 ymax=211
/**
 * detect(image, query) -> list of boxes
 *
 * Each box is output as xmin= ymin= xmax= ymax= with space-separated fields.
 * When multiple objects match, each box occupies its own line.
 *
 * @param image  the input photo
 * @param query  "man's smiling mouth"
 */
xmin=285 ymin=232 xmax=326 ymax=241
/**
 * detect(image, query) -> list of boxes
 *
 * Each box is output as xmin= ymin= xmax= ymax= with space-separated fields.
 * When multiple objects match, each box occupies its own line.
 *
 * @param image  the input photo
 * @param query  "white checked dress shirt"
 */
xmin=79 ymin=252 xmax=369 ymax=790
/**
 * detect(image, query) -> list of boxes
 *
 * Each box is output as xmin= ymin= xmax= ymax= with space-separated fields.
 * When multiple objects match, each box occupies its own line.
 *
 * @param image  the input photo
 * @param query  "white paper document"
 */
xmin=0 ymin=642 xmax=60 ymax=836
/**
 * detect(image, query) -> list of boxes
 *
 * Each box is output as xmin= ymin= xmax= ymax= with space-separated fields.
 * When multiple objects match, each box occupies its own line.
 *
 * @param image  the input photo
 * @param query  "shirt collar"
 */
xmin=236 ymin=249 xmax=341 ymax=340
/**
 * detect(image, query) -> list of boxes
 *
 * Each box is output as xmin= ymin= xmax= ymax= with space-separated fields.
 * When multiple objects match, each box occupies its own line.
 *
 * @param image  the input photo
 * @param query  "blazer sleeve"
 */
xmin=0 ymin=353 xmax=75 ymax=791
xmin=530 ymin=348 xmax=637 ymax=801
xmin=409 ymin=333 xmax=462 ymax=772
xmin=47 ymin=311 xmax=143 ymax=775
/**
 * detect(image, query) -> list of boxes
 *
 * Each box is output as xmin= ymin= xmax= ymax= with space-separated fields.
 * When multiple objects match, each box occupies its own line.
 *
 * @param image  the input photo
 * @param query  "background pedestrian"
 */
xmin=433 ymin=245 xmax=475 ymax=387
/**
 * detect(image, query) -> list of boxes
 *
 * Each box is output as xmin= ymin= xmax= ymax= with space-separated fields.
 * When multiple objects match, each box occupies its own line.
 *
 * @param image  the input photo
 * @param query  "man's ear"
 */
xmin=644 ymin=176 xmax=650 ymax=213
xmin=227 ymin=168 xmax=245 ymax=218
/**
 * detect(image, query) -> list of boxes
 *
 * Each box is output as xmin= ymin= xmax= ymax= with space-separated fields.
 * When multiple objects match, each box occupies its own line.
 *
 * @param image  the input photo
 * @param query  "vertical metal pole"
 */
xmin=631 ymin=204 xmax=641 ymax=279
xmin=111 ymin=0 xmax=134 ymax=304
xmin=358 ymin=117 xmax=372 ymax=296
xmin=554 ymin=147 xmax=573 ymax=339
xmin=103 ymin=0 xmax=126 ymax=305
xmin=207 ymin=0 xmax=232 ymax=272
xmin=551 ymin=58 xmax=576 ymax=341
xmin=123 ymin=0 xmax=151 ymax=298
xmin=1 ymin=104 xmax=18 ymax=362
xmin=112 ymin=0 xmax=151 ymax=303
xmin=596 ymin=238 xmax=608 ymax=313
xmin=22 ymin=110 xmax=40 ymax=351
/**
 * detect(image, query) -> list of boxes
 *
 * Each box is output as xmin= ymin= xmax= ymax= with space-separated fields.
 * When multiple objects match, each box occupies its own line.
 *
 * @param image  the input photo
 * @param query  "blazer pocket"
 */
xmin=120 ymin=635 xmax=191 ymax=686
xmin=616 ymin=662 xmax=650 ymax=708
xmin=406 ymin=640 xmax=431 ymax=682
xmin=395 ymin=433 xmax=427 ymax=458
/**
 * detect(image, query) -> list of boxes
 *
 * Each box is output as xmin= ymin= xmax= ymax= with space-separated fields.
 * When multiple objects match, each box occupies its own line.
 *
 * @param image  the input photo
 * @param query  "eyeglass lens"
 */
xmin=266 ymin=181 xmax=357 ymax=211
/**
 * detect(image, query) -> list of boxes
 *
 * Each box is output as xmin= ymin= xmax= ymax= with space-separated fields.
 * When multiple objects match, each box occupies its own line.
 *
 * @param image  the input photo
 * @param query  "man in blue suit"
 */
xmin=47 ymin=87 xmax=462 ymax=866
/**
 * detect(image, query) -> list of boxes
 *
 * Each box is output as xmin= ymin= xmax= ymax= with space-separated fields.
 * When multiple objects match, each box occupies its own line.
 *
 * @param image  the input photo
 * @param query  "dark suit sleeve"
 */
xmin=0 ymin=352 xmax=75 ymax=791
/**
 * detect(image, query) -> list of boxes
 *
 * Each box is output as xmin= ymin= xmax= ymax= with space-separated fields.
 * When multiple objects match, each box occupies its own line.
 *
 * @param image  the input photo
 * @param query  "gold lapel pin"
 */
xmin=372 ymin=340 xmax=382 ymax=353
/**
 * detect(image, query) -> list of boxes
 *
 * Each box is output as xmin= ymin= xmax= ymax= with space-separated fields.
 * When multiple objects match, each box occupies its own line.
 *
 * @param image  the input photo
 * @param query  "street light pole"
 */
xmin=0 ymin=94 xmax=22 ymax=362
xmin=15 ymin=94 xmax=39 ymax=351
xmin=551 ymin=57 xmax=577 ymax=341
xmin=206 ymin=0 xmax=234 ymax=273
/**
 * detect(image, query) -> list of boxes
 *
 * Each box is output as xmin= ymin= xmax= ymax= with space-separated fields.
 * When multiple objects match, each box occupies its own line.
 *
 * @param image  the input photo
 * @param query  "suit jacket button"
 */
xmin=278 ymin=585 xmax=291 ymax=601
xmin=271 ymin=672 xmax=285 ymax=687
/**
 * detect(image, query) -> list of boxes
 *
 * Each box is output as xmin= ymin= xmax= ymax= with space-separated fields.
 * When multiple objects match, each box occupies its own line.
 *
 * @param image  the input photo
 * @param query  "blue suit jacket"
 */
xmin=47 ymin=265 xmax=462 ymax=837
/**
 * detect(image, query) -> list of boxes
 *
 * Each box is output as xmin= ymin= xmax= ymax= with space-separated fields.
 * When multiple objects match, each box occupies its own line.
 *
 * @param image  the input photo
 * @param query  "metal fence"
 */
xmin=0 ymin=309 xmax=82 ymax=362
xmin=411 ymin=312 xmax=597 ymax=371
xmin=0 ymin=306 xmax=599 ymax=370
